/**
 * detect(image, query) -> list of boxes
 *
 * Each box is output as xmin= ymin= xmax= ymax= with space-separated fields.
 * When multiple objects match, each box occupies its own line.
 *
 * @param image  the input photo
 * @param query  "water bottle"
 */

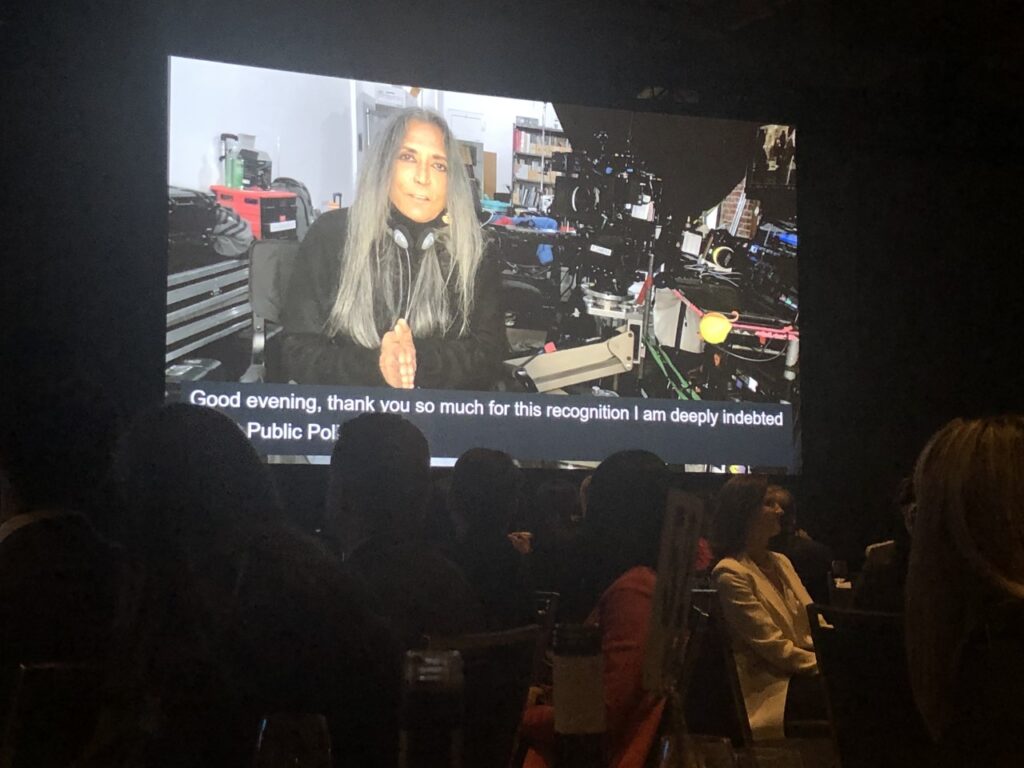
xmin=552 ymin=623 xmax=607 ymax=768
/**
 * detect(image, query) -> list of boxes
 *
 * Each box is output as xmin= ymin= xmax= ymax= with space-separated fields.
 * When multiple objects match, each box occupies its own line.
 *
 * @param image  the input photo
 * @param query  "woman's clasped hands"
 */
xmin=379 ymin=318 xmax=417 ymax=389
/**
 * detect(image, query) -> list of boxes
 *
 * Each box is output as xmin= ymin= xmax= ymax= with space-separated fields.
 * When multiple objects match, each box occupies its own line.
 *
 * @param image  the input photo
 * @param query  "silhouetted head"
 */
xmin=532 ymin=478 xmax=581 ymax=539
xmin=449 ymin=447 xmax=521 ymax=543
xmin=115 ymin=403 xmax=281 ymax=563
xmin=585 ymin=450 xmax=669 ymax=589
xmin=327 ymin=413 xmax=431 ymax=551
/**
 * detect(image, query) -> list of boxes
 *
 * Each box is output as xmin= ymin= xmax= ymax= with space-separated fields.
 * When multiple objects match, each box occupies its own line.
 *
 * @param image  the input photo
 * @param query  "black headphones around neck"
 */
xmin=389 ymin=224 xmax=436 ymax=253
xmin=388 ymin=210 xmax=449 ymax=253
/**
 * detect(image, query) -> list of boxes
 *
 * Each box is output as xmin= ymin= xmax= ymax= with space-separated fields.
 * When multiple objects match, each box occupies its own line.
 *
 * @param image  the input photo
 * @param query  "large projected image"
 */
xmin=165 ymin=56 xmax=800 ymax=470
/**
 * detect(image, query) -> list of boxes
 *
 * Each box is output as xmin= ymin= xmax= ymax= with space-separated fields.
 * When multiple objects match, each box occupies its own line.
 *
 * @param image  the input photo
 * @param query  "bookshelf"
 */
xmin=511 ymin=120 xmax=572 ymax=209
xmin=458 ymin=140 xmax=484 ymax=198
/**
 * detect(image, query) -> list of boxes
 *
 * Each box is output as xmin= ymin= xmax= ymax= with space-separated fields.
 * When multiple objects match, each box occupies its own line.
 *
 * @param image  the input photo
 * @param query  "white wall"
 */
xmin=438 ymin=92 xmax=551 ymax=196
xmin=168 ymin=57 xmax=356 ymax=210
xmin=168 ymin=56 xmax=559 ymax=207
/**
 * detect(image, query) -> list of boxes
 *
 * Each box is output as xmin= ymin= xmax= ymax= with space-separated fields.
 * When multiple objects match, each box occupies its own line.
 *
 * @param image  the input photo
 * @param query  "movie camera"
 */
xmin=547 ymin=133 xmax=665 ymax=307
xmin=549 ymin=132 xmax=663 ymax=236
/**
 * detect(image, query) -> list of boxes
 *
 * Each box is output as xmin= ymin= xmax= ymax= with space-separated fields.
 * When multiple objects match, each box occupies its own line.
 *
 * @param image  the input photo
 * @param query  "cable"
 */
xmin=709 ymin=343 xmax=787 ymax=363
xmin=643 ymin=335 xmax=700 ymax=400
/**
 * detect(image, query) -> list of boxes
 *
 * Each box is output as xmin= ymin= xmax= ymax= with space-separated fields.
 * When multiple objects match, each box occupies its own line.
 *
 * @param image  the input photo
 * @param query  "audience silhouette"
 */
xmin=325 ymin=412 xmax=483 ymax=650
xmin=522 ymin=450 xmax=671 ymax=768
xmin=906 ymin=415 xmax=1024 ymax=766
xmin=6 ymin=378 xmax=1023 ymax=768
xmin=768 ymin=484 xmax=834 ymax=604
xmin=84 ymin=403 xmax=397 ymax=767
xmin=449 ymin=447 xmax=533 ymax=629
xmin=0 ymin=374 xmax=122 ymax=735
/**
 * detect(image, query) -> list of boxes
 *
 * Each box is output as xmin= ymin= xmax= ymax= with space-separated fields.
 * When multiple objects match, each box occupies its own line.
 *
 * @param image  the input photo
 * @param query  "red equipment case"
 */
xmin=210 ymin=185 xmax=298 ymax=240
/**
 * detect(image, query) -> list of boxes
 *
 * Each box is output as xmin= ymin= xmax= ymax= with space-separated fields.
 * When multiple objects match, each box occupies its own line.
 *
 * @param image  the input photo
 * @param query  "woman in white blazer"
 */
xmin=711 ymin=476 xmax=823 ymax=740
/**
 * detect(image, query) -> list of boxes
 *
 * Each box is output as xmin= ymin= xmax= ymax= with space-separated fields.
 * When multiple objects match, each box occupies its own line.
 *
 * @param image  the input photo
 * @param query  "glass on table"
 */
xmin=252 ymin=712 xmax=332 ymax=768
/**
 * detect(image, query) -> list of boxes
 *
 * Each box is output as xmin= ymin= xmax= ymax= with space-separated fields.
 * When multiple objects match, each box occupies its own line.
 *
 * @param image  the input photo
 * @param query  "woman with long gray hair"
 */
xmin=281 ymin=107 xmax=506 ymax=389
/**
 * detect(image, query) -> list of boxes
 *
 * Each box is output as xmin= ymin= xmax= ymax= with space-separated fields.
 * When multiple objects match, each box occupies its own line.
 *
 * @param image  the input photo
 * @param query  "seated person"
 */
xmin=0 ymin=375 xmax=122 ymax=730
xmin=87 ymin=404 xmax=397 ymax=768
xmin=281 ymin=107 xmax=507 ymax=390
xmin=521 ymin=451 xmax=671 ymax=768
xmin=767 ymin=485 xmax=834 ymax=604
xmin=853 ymin=476 xmax=914 ymax=612
xmin=325 ymin=413 xmax=484 ymax=650
xmin=906 ymin=416 xmax=1024 ymax=766
xmin=711 ymin=475 xmax=824 ymax=740
xmin=449 ymin=448 xmax=533 ymax=630
xmin=527 ymin=479 xmax=584 ymax=602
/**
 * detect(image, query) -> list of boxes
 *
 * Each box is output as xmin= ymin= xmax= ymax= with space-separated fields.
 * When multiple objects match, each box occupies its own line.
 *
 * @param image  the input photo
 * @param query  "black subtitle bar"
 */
xmin=171 ymin=383 xmax=797 ymax=470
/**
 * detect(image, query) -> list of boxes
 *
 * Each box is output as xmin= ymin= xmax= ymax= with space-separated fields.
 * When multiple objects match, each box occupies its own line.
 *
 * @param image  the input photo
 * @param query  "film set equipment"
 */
xmin=549 ymin=134 xmax=664 ymax=331
xmin=549 ymin=132 xmax=662 ymax=239
xmin=502 ymin=133 xmax=668 ymax=393
xmin=738 ymin=220 xmax=798 ymax=323
xmin=499 ymin=126 xmax=800 ymax=405
xmin=219 ymin=132 xmax=274 ymax=190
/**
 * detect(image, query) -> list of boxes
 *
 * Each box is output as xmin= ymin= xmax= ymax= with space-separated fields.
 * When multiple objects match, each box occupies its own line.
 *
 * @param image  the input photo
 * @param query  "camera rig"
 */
xmin=491 ymin=131 xmax=799 ymax=406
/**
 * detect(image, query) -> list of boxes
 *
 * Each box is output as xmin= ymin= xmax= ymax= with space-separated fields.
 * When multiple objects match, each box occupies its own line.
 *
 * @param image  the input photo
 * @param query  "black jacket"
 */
xmin=281 ymin=209 xmax=507 ymax=390
xmin=343 ymin=534 xmax=485 ymax=651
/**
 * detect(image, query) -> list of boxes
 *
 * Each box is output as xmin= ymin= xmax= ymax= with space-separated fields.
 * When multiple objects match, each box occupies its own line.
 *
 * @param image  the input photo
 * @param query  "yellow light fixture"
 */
xmin=699 ymin=312 xmax=733 ymax=344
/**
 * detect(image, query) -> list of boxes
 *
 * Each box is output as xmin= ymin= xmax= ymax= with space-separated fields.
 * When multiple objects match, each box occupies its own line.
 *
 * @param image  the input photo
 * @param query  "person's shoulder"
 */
xmin=605 ymin=565 xmax=656 ymax=596
xmin=315 ymin=206 xmax=349 ymax=230
xmin=364 ymin=540 xmax=470 ymax=585
xmin=769 ymin=550 xmax=795 ymax=569
xmin=1 ymin=512 xmax=105 ymax=562
xmin=791 ymin=533 xmax=833 ymax=560
xmin=302 ymin=208 xmax=349 ymax=252
xmin=769 ymin=550 xmax=804 ymax=580
xmin=712 ymin=555 xmax=748 ymax=577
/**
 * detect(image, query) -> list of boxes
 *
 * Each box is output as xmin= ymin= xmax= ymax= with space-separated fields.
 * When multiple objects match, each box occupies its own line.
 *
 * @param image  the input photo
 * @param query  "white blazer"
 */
xmin=712 ymin=552 xmax=817 ymax=740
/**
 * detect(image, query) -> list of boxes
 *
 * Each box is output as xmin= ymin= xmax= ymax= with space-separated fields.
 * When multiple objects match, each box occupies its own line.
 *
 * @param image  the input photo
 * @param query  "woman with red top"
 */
xmin=521 ymin=450 xmax=670 ymax=768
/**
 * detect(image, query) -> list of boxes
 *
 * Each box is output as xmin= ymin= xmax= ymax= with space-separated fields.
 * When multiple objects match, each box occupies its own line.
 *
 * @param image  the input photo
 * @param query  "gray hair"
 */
xmin=327 ymin=108 xmax=483 ymax=347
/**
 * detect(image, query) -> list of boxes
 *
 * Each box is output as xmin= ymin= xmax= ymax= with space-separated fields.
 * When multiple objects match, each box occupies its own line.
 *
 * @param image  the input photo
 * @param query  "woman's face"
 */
xmin=747 ymin=492 xmax=784 ymax=547
xmin=389 ymin=120 xmax=449 ymax=223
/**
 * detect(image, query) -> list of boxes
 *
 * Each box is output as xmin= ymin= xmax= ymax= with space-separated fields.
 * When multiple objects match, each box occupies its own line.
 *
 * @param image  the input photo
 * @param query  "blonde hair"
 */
xmin=326 ymin=108 xmax=483 ymax=348
xmin=905 ymin=416 xmax=1024 ymax=739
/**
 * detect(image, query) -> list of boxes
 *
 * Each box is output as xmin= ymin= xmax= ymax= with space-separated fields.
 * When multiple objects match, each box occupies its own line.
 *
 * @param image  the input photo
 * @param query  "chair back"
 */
xmin=807 ymin=603 xmax=937 ymax=768
xmin=0 ymin=663 xmax=104 ymax=768
xmin=241 ymin=238 xmax=300 ymax=382
xmin=530 ymin=591 xmax=559 ymax=683
xmin=680 ymin=590 xmax=754 ymax=749
xmin=426 ymin=624 xmax=540 ymax=768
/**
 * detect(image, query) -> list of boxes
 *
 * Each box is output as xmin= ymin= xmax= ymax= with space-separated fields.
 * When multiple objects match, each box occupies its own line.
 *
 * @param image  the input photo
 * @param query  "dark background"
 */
xmin=4 ymin=0 xmax=1022 ymax=560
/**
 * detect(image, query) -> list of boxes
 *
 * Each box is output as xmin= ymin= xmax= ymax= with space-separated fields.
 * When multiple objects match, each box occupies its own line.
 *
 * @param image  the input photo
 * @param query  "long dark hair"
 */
xmin=710 ymin=475 xmax=769 ymax=559
xmin=906 ymin=416 xmax=1024 ymax=739
xmin=449 ymin=447 xmax=521 ymax=542
xmin=116 ymin=403 xmax=282 ymax=566
xmin=584 ymin=450 xmax=669 ymax=595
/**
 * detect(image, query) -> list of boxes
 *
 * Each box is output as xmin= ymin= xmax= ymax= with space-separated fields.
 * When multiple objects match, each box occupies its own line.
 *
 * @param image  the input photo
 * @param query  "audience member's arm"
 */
xmin=600 ymin=573 xmax=657 ymax=739
xmin=715 ymin=567 xmax=817 ymax=676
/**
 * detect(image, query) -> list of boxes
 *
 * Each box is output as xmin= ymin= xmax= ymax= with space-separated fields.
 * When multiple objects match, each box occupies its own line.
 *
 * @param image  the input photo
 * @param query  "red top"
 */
xmin=521 ymin=566 xmax=665 ymax=768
